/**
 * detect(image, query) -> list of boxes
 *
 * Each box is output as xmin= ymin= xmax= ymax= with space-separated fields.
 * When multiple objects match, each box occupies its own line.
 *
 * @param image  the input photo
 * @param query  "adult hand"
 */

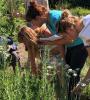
xmin=40 ymin=24 xmax=51 ymax=36
xmin=19 ymin=27 xmax=38 ymax=44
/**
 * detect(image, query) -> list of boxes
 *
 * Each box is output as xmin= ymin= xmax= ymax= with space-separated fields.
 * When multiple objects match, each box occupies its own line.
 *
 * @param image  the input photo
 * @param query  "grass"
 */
xmin=0 ymin=2 xmax=90 ymax=99
xmin=80 ymin=59 xmax=90 ymax=97
xmin=0 ymin=43 xmax=90 ymax=100
xmin=0 ymin=46 xmax=57 ymax=100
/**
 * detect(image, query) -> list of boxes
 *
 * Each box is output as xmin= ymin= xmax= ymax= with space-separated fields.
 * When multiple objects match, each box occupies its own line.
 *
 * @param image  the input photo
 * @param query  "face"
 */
xmin=38 ymin=6 xmax=48 ymax=23
xmin=66 ymin=26 xmax=78 ymax=40
xmin=31 ymin=15 xmax=47 ymax=28
xmin=75 ymin=21 xmax=82 ymax=33
xmin=36 ymin=13 xmax=48 ymax=25
xmin=67 ymin=16 xmax=82 ymax=33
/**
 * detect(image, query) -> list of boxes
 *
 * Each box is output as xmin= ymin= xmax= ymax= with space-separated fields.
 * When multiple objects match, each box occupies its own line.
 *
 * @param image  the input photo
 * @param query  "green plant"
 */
xmin=71 ymin=7 xmax=90 ymax=16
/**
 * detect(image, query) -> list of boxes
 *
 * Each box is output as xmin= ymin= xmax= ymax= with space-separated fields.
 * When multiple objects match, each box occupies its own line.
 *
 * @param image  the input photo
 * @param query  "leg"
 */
xmin=27 ymin=45 xmax=37 ymax=74
xmin=65 ymin=44 xmax=88 ymax=100
xmin=23 ymin=36 xmax=38 ymax=74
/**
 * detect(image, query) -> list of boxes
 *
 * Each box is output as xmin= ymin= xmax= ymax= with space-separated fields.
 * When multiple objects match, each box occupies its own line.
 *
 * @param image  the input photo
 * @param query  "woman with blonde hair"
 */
xmin=54 ymin=16 xmax=90 ymax=94
xmin=62 ymin=15 xmax=90 ymax=93
xmin=39 ymin=16 xmax=88 ymax=99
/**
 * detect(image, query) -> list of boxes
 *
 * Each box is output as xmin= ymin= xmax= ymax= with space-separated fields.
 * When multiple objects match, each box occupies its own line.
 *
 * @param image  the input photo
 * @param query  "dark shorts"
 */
xmin=65 ymin=44 xmax=88 ymax=99
xmin=65 ymin=43 xmax=88 ymax=74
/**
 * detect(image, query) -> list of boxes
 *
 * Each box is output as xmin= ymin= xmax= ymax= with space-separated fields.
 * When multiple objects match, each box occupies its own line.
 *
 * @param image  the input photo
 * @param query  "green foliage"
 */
xmin=0 ymin=16 xmax=13 ymax=35
xmin=0 ymin=0 xmax=8 ymax=15
xmin=68 ymin=0 xmax=90 ymax=8
xmin=71 ymin=7 xmax=90 ymax=16
xmin=0 ymin=51 xmax=56 ymax=100
xmin=0 ymin=0 xmax=25 ymax=38
xmin=49 ymin=0 xmax=90 ymax=9
xmin=0 ymin=0 xmax=90 ymax=99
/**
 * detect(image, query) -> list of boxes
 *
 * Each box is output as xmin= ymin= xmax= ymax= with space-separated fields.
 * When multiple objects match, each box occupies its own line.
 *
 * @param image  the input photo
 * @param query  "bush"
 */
xmin=69 ymin=0 xmax=90 ymax=8
xmin=71 ymin=7 xmax=90 ymax=16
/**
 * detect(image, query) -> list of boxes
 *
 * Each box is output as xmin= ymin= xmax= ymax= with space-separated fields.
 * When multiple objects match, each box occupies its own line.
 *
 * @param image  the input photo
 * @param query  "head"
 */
xmin=25 ymin=1 xmax=48 ymax=24
xmin=56 ymin=9 xmax=72 ymax=33
xmin=61 ymin=9 xmax=72 ymax=20
xmin=57 ymin=17 xmax=78 ymax=39
xmin=67 ymin=16 xmax=82 ymax=33
xmin=71 ymin=16 xmax=83 ymax=33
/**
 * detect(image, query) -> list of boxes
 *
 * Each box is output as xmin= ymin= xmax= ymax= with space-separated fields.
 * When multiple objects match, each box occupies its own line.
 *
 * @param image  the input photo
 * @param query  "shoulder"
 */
xmin=83 ymin=15 xmax=90 ymax=26
xmin=83 ymin=15 xmax=90 ymax=19
xmin=49 ymin=10 xmax=62 ymax=14
xmin=49 ymin=10 xmax=63 ymax=20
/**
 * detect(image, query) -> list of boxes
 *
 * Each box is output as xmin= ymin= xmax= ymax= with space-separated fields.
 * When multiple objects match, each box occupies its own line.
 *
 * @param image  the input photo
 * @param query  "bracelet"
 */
xmin=77 ymin=81 xmax=86 ymax=87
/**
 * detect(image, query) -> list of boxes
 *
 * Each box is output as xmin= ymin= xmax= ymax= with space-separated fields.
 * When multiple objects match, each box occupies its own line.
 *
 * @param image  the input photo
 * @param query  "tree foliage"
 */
xmin=0 ymin=0 xmax=25 ymax=36
xmin=49 ymin=0 xmax=90 ymax=9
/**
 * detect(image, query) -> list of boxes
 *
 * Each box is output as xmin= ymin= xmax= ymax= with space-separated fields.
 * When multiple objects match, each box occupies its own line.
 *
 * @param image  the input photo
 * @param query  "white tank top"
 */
xmin=79 ymin=15 xmax=90 ymax=46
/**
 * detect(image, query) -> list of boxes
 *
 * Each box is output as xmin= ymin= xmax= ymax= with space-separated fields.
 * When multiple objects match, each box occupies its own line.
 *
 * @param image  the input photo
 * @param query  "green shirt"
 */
xmin=66 ymin=37 xmax=83 ymax=48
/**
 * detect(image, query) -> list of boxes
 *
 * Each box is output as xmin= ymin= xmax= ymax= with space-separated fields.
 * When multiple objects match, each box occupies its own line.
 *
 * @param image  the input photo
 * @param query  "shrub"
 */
xmin=71 ymin=7 xmax=90 ymax=16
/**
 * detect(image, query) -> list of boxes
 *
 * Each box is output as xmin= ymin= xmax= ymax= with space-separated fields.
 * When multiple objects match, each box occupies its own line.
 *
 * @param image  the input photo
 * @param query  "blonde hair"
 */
xmin=60 ymin=17 xmax=76 ymax=33
xmin=61 ymin=9 xmax=72 ymax=19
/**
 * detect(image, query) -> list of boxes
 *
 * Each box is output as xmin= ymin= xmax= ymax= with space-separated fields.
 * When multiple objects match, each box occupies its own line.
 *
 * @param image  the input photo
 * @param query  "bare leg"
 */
xmin=18 ymin=27 xmax=39 ymax=74
xmin=27 ymin=45 xmax=37 ymax=74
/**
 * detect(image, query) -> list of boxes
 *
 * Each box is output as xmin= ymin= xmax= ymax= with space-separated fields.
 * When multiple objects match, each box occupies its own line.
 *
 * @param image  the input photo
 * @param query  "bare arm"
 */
xmin=38 ymin=34 xmax=74 ymax=45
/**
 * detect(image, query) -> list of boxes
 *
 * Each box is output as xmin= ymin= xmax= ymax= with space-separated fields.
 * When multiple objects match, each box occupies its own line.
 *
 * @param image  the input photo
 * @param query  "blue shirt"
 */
xmin=48 ymin=10 xmax=63 ymax=35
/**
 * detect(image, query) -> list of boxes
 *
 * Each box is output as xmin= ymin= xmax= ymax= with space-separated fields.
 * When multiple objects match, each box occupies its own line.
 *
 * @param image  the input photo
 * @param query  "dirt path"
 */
xmin=17 ymin=43 xmax=28 ymax=67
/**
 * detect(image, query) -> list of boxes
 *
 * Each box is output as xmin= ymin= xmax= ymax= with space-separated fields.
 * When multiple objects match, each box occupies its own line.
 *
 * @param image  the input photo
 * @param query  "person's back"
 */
xmin=48 ymin=10 xmax=63 ymax=35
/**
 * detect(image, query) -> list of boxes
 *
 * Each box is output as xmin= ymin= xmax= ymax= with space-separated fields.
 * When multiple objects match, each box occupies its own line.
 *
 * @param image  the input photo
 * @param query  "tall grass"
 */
xmin=0 ymin=44 xmax=73 ymax=100
xmin=0 ymin=46 xmax=56 ymax=100
xmin=0 ymin=40 xmax=90 ymax=99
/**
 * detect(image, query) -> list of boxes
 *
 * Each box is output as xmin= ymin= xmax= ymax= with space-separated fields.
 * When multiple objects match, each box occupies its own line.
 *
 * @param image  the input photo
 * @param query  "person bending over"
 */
xmin=18 ymin=1 xmax=71 ymax=74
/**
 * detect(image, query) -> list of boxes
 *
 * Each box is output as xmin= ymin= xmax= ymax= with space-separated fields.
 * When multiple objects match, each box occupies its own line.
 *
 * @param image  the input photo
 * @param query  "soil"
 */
xmin=17 ymin=43 xmax=28 ymax=67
